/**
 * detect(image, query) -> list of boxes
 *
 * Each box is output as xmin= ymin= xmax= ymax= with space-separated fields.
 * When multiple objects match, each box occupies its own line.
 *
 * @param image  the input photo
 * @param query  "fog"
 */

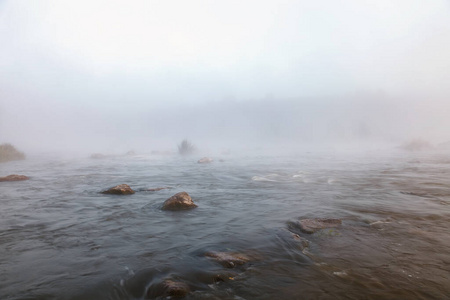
xmin=1 ymin=0 xmax=449 ymax=155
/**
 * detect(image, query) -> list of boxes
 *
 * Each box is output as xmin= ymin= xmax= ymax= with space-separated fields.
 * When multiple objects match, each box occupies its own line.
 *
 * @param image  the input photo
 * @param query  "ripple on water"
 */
xmin=1 ymin=152 xmax=450 ymax=299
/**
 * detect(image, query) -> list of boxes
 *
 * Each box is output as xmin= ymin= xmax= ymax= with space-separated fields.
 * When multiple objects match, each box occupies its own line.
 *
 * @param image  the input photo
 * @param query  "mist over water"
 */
xmin=1 ymin=0 xmax=450 ymax=155
xmin=1 ymin=1 xmax=450 ymax=299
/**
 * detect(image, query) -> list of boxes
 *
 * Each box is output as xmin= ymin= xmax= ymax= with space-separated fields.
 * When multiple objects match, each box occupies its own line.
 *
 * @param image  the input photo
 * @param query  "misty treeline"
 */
xmin=149 ymin=95 xmax=450 ymax=146
xmin=1 ymin=94 xmax=449 ymax=153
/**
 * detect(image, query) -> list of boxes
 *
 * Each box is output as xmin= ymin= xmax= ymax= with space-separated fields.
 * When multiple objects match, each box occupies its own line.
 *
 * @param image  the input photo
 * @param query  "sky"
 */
xmin=0 ymin=0 xmax=449 ymax=153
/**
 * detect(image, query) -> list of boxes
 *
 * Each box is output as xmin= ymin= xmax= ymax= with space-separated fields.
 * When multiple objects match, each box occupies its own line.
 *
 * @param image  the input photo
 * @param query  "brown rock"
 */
xmin=292 ymin=233 xmax=310 ymax=249
xmin=297 ymin=218 xmax=342 ymax=234
xmin=146 ymin=187 xmax=169 ymax=192
xmin=197 ymin=157 xmax=213 ymax=164
xmin=205 ymin=251 xmax=250 ymax=268
xmin=162 ymin=280 xmax=190 ymax=298
xmin=0 ymin=174 xmax=29 ymax=182
xmin=162 ymin=192 xmax=197 ymax=210
xmin=101 ymin=184 xmax=135 ymax=195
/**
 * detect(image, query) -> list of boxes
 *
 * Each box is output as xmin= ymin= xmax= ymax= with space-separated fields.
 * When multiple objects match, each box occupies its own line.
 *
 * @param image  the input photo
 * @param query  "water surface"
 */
xmin=1 ymin=150 xmax=449 ymax=299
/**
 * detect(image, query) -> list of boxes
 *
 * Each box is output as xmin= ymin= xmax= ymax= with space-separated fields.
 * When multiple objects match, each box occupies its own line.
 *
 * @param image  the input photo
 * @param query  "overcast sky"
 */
xmin=0 ymin=0 xmax=449 ymax=153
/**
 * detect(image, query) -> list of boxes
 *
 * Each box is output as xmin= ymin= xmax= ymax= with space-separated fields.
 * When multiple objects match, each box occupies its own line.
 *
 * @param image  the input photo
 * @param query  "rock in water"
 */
xmin=205 ymin=251 xmax=251 ymax=268
xmin=0 ymin=174 xmax=29 ymax=182
xmin=147 ymin=280 xmax=190 ymax=299
xmin=162 ymin=192 xmax=197 ymax=210
xmin=297 ymin=218 xmax=342 ymax=234
xmin=162 ymin=280 xmax=190 ymax=297
xmin=198 ymin=157 xmax=213 ymax=163
xmin=101 ymin=184 xmax=135 ymax=195
xmin=146 ymin=187 xmax=170 ymax=192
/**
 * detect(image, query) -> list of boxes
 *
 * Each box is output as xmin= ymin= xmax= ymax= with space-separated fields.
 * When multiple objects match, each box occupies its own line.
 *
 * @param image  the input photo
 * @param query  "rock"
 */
xmin=297 ymin=218 xmax=342 ymax=234
xmin=146 ymin=187 xmax=170 ymax=192
xmin=0 ymin=143 xmax=25 ymax=163
xmin=101 ymin=184 xmax=135 ymax=195
xmin=162 ymin=192 xmax=197 ymax=210
xmin=197 ymin=157 xmax=213 ymax=164
xmin=292 ymin=233 xmax=310 ymax=249
xmin=125 ymin=150 xmax=136 ymax=156
xmin=162 ymin=280 xmax=190 ymax=298
xmin=146 ymin=279 xmax=190 ymax=299
xmin=0 ymin=174 xmax=29 ymax=182
xmin=205 ymin=251 xmax=250 ymax=268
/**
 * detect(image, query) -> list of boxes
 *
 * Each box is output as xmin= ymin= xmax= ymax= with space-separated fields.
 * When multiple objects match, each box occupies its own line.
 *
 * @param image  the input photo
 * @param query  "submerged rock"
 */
xmin=292 ymin=233 xmax=310 ymax=249
xmin=197 ymin=157 xmax=213 ymax=164
xmin=145 ymin=187 xmax=170 ymax=192
xmin=205 ymin=251 xmax=250 ymax=268
xmin=0 ymin=174 xmax=29 ymax=182
xmin=162 ymin=280 xmax=190 ymax=298
xmin=297 ymin=218 xmax=342 ymax=234
xmin=101 ymin=184 xmax=135 ymax=195
xmin=0 ymin=143 xmax=25 ymax=163
xmin=146 ymin=279 xmax=190 ymax=299
xmin=162 ymin=192 xmax=197 ymax=210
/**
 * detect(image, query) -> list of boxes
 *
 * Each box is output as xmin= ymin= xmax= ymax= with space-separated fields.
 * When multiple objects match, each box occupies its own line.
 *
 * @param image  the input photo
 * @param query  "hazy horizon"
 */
xmin=1 ymin=0 xmax=449 ymax=155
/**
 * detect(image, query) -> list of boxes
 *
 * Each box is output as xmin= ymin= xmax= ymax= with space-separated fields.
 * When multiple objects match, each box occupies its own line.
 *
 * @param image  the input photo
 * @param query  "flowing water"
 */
xmin=1 ymin=150 xmax=449 ymax=299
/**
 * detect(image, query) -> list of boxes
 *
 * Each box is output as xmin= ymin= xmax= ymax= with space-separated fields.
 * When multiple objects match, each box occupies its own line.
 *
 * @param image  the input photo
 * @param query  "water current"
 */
xmin=1 ymin=150 xmax=449 ymax=299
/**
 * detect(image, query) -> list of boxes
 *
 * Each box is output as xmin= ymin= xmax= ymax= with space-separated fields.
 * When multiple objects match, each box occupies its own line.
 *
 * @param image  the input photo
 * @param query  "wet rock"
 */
xmin=292 ymin=233 xmax=310 ymax=249
xmin=162 ymin=192 xmax=197 ymax=210
xmin=162 ymin=280 xmax=190 ymax=298
xmin=0 ymin=143 xmax=25 ymax=163
xmin=146 ymin=187 xmax=170 ymax=192
xmin=369 ymin=220 xmax=391 ymax=229
xmin=146 ymin=279 xmax=190 ymax=299
xmin=0 ymin=174 xmax=29 ymax=182
xmin=279 ymin=228 xmax=310 ymax=252
xmin=101 ymin=184 xmax=135 ymax=195
xmin=197 ymin=157 xmax=213 ymax=164
xmin=205 ymin=251 xmax=250 ymax=268
xmin=297 ymin=218 xmax=342 ymax=234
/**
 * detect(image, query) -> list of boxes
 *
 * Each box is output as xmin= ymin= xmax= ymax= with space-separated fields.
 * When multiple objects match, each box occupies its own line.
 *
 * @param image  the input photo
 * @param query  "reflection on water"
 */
xmin=0 ymin=151 xmax=449 ymax=299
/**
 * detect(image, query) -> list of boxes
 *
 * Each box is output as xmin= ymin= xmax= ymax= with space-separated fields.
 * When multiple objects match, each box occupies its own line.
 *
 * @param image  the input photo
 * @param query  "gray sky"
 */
xmin=1 ymin=0 xmax=449 ymax=153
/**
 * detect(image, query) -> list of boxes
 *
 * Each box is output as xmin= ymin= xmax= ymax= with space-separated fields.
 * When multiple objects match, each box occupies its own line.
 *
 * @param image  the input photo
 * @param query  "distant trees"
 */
xmin=0 ymin=143 xmax=25 ymax=163
xmin=178 ymin=139 xmax=196 ymax=156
